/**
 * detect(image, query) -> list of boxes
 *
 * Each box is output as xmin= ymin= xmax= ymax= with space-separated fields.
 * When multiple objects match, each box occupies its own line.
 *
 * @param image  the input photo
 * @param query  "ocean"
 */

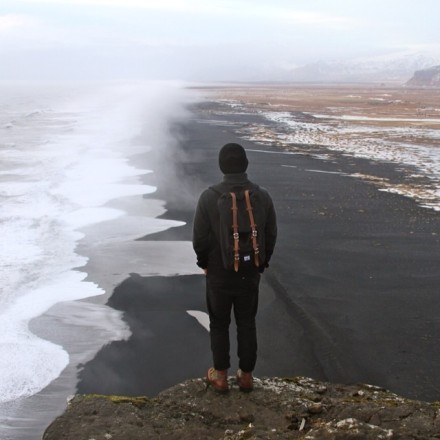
xmin=0 ymin=80 xmax=197 ymax=439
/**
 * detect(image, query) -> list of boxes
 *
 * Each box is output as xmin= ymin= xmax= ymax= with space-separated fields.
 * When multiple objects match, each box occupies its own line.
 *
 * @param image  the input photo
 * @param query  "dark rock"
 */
xmin=406 ymin=65 xmax=440 ymax=87
xmin=43 ymin=376 xmax=440 ymax=439
xmin=307 ymin=402 xmax=323 ymax=414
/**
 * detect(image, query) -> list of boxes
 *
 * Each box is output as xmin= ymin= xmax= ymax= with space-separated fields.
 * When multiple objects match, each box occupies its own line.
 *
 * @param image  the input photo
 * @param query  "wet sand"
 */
xmin=78 ymin=98 xmax=440 ymax=402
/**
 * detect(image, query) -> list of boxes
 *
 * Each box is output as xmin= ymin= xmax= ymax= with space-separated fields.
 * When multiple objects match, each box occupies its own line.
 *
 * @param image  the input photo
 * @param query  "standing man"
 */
xmin=192 ymin=143 xmax=277 ymax=393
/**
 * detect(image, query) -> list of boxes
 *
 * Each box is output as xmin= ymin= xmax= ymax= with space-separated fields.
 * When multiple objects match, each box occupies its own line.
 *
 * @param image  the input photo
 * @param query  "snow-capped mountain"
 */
xmin=289 ymin=51 xmax=440 ymax=83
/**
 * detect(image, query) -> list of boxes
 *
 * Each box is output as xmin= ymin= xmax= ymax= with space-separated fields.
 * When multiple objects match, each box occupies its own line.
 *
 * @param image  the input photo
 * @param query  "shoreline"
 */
xmin=0 ymin=84 xmax=194 ymax=440
xmin=77 ymin=101 xmax=440 ymax=403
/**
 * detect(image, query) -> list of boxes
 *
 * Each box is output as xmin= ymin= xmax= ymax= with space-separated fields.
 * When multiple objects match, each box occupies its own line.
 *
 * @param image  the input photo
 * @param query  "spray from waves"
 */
xmin=0 ymin=80 xmax=194 ymax=404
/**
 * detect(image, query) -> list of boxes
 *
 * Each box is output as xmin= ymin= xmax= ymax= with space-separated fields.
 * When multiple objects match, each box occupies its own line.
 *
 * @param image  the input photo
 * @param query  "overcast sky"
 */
xmin=1 ymin=0 xmax=439 ymax=81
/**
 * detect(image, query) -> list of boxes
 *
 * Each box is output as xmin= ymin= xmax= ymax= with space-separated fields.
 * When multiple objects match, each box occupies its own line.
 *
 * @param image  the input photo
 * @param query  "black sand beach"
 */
xmin=78 ymin=100 xmax=440 ymax=402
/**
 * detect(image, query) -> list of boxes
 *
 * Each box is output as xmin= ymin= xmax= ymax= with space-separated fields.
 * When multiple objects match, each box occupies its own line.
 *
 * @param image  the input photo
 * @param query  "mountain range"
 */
xmin=287 ymin=51 xmax=440 ymax=84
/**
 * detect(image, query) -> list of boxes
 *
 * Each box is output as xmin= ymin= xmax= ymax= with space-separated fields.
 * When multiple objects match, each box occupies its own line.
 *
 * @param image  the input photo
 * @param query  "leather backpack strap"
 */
xmin=230 ymin=192 xmax=240 ymax=272
xmin=244 ymin=190 xmax=260 ymax=267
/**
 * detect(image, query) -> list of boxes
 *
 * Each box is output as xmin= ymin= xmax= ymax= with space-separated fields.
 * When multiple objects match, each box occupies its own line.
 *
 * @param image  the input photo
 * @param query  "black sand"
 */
xmin=78 ymin=102 xmax=440 ymax=402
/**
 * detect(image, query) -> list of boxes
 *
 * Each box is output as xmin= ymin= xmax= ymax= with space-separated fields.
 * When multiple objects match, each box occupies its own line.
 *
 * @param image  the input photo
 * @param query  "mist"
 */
xmin=1 ymin=0 xmax=440 ymax=83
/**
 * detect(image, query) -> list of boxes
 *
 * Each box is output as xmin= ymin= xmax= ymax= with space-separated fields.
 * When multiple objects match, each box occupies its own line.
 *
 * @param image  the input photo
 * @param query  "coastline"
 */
xmin=0 ymin=83 xmax=196 ymax=440
xmin=77 ymin=99 xmax=440 ymax=404
xmin=10 ymin=89 xmax=439 ymax=440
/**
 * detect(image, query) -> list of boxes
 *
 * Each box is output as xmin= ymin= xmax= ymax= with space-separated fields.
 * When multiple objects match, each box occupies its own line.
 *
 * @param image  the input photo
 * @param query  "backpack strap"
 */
xmin=244 ymin=190 xmax=260 ymax=267
xmin=230 ymin=192 xmax=240 ymax=272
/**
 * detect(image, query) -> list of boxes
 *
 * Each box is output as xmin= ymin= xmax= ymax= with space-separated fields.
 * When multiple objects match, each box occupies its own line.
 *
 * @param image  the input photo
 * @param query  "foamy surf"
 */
xmin=0 ymin=272 xmax=103 ymax=403
xmin=0 ymin=80 xmax=194 ymax=409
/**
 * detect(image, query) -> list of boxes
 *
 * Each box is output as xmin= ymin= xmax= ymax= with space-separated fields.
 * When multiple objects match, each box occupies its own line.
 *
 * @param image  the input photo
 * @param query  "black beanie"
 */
xmin=218 ymin=143 xmax=248 ymax=174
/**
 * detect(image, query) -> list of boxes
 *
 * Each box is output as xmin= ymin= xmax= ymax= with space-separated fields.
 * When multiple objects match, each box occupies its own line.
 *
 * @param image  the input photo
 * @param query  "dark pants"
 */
xmin=206 ymin=267 xmax=260 ymax=372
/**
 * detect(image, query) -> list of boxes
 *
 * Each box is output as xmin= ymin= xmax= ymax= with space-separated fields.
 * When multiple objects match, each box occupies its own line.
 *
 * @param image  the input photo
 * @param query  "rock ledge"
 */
xmin=43 ymin=376 xmax=440 ymax=439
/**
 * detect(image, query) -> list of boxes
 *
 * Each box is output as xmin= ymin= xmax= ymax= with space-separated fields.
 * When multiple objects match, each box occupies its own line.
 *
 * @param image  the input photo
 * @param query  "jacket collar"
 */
xmin=222 ymin=172 xmax=249 ymax=185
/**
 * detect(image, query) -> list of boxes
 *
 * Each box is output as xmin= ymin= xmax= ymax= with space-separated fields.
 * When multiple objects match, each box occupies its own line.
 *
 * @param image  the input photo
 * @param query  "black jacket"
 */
xmin=192 ymin=172 xmax=277 ymax=270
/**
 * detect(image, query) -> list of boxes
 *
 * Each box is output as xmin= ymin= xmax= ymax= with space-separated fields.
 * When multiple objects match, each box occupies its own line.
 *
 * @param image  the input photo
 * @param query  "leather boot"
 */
xmin=206 ymin=368 xmax=229 ymax=393
xmin=236 ymin=369 xmax=253 ymax=392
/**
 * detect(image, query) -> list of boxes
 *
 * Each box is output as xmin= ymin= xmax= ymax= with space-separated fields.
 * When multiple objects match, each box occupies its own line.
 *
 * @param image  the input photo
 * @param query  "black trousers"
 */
xmin=206 ymin=267 xmax=260 ymax=372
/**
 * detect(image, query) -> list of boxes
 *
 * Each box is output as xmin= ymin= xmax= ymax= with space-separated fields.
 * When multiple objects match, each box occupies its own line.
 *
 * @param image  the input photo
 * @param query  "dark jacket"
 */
xmin=192 ymin=172 xmax=277 ymax=271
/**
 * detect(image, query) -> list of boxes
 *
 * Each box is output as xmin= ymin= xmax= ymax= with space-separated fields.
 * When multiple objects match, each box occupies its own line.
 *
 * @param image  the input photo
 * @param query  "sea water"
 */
xmin=0 ymin=81 xmax=196 ymax=438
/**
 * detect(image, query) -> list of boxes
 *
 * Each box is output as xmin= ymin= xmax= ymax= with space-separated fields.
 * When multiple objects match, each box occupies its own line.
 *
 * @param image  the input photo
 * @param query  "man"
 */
xmin=192 ymin=143 xmax=277 ymax=393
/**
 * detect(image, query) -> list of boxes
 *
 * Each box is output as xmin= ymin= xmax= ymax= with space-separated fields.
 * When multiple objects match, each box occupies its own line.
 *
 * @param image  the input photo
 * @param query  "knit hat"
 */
xmin=218 ymin=143 xmax=248 ymax=174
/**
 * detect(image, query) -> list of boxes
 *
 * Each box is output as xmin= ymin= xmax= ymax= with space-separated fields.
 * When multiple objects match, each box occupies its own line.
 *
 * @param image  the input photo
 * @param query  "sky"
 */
xmin=1 ymin=0 xmax=440 ymax=81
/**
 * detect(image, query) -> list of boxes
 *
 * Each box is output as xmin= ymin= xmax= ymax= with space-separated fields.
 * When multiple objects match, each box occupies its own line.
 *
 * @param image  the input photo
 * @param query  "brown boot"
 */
xmin=236 ymin=369 xmax=253 ymax=392
xmin=206 ymin=368 xmax=229 ymax=393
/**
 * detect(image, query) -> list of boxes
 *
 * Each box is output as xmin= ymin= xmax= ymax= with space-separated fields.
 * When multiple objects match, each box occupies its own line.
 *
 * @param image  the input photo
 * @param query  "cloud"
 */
xmin=3 ymin=0 xmax=436 ymax=82
xmin=11 ymin=0 xmax=351 ymax=28
xmin=278 ymin=10 xmax=351 ymax=27
xmin=11 ymin=0 xmax=228 ymax=14
xmin=0 ymin=14 xmax=37 ymax=32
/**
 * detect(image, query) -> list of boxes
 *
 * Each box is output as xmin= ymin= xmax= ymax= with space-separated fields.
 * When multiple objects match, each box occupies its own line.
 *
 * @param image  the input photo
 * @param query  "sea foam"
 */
xmin=0 ymin=81 xmax=192 ymax=403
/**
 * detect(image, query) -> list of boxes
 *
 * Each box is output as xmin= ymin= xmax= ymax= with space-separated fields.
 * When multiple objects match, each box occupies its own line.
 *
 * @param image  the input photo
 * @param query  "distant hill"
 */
xmin=288 ymin=52 xmax=440 ymax=84
xmin=406 ymin=65 xmax=440 ymax=87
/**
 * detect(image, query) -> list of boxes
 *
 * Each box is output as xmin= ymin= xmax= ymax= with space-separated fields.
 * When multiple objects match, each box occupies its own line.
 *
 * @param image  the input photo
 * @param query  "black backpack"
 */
xmin=211 ymin=184 xmax=266 ymax=272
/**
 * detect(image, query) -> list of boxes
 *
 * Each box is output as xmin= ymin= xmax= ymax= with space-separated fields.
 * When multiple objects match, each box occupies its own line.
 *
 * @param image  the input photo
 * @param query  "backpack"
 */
xmin=211 ymin=184 xmax=266 ymax=272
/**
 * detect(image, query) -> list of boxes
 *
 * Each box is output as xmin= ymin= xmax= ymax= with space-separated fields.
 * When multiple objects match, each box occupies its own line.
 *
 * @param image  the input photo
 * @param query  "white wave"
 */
xmin=0 ymin=80 xmax=193 ymax=404
xmin=0 ymin=272 xmax=103 ymax=403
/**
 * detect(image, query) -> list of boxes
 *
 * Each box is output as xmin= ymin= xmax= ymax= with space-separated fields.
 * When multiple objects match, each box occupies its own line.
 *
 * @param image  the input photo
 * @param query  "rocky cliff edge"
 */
xmin=43 ymin=376 xmax=440 ymax=439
